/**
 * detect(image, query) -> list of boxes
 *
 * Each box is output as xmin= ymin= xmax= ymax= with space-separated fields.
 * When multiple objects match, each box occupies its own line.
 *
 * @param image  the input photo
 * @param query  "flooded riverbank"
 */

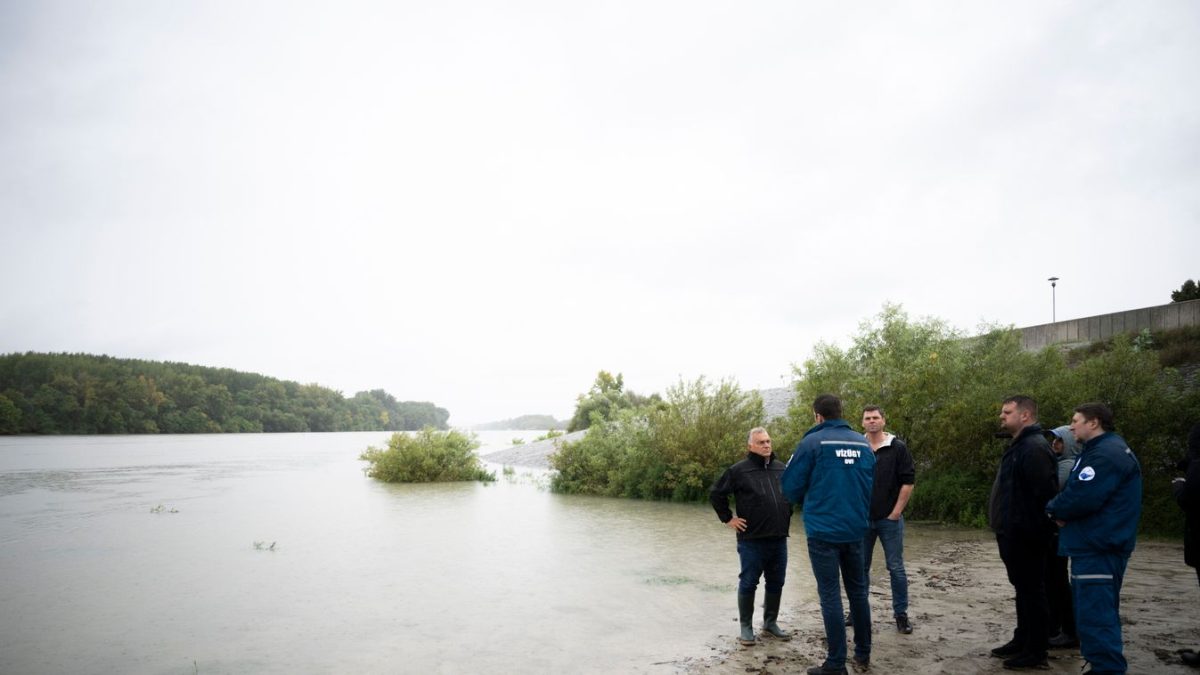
xmin=2 ymin=432 xmax=1196 ymax=674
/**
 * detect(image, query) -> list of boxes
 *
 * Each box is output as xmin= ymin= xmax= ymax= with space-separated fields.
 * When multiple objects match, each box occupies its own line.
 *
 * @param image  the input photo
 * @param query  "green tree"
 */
xmin=567 ymin=371 xmax=660 ymax=432
xmin=0 ymin=393 xmax=20 ymax=434
xmin=1171 ymin=278 xmax=1200 ymax=302
xmin=783 ymin=304 xmax=1197 ymax=533
xmin=552 ymin=377 xmax=762 ymax=501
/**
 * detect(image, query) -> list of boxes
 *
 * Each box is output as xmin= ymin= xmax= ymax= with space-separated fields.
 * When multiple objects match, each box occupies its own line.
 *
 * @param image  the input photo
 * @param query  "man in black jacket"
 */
xmin=988 ymin=395 xmax=1059 ymax=670
xmin=710 ymin=427 xmax=793 ymax=646
xmin=860 ymin=405 xmax=916 ymax=634
xmin=1174 ymin=423 xmax=1200 ymax=666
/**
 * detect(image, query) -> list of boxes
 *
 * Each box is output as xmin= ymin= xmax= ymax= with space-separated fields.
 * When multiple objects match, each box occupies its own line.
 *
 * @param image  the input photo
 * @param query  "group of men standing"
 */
xmin=710 ymin=393 xmax=1142 ymax=675
xmin=710 ymin=395 xmax=915 ymax=675
xmin=994 ymin=396 xmax=1142 ymax=673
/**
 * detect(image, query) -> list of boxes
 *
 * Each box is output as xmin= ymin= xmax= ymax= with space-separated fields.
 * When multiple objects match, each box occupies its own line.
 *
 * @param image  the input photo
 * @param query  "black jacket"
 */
xmin=988 ymin=424 xmax=1058 ymax=541
xmin=709 ymin=452 xmax=792 ymax=541
xmin=869 ymin=435 xmax=916 ymax=520
xmin=1175 ymin=455 xmax=1200 ymax=568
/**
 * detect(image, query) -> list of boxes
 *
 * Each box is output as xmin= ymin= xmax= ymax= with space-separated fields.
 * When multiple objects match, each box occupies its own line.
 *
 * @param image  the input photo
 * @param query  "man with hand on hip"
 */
xmin=710 ymin=427 xmax=793 ymax=647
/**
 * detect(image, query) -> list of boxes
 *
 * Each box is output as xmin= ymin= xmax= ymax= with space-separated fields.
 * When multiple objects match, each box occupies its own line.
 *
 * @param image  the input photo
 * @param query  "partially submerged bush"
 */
xmin=360 ymin=427 xmax=495 ymax=483
xmin=551 ymin=377 xmax=762 ymax=501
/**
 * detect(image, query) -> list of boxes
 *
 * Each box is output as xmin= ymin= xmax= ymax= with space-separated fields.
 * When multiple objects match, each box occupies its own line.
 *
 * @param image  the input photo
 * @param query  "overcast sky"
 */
xmin=1 ymin=1 xmax=1197 ymax=425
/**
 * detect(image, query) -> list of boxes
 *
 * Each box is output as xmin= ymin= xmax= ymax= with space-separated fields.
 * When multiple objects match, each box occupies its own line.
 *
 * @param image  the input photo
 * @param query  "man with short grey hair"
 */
xmin=710 ymin=427 xmax=792 ymax=646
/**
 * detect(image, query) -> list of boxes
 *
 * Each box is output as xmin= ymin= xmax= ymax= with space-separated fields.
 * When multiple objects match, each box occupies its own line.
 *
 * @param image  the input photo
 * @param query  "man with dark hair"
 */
xmin=710 ymin=427 xmax=793 ymax=646
xmin=988 ymin=395 xmax=1058 ymax=670
xmin=856 ymin=405 xmax=916 ymax=634
xmin=782 ymin=394 xmax=875 ymax=675
xmin=1047 ymin=403 xmax=1142 ymax=674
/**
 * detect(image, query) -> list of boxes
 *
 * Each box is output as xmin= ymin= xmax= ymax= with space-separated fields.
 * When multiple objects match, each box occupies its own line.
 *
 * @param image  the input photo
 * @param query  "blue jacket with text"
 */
xmin=781 ymin=419 xmax=875 ymax=544
xmin=1046 ymin=431 xmax=1142 ymax=557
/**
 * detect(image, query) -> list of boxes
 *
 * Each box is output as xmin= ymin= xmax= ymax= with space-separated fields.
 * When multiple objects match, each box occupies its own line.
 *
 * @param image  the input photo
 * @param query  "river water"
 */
xmin=0 ymin=431 xmax=983 ymax=674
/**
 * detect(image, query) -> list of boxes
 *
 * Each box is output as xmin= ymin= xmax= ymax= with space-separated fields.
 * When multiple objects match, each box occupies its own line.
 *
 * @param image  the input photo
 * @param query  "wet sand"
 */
xmin=676 ymin=534 xmax=1200 ymax=674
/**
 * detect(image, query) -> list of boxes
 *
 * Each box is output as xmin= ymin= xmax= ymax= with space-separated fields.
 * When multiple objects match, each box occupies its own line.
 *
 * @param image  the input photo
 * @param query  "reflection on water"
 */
xmin=0 ymin=432 xmax=984 ymax=674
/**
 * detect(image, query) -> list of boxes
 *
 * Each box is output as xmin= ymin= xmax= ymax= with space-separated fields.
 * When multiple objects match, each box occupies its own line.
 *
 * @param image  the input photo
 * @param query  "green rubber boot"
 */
xmin=761 ymin=592 xmax=792 ymax=640
xmin=737 ymin=592 xmax=757 ymax=646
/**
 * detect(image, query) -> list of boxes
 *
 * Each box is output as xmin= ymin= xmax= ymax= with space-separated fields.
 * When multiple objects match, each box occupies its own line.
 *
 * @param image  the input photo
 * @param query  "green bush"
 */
xmin=907 ymin=469 xmax=991 ymax=528
xmin=551 ymin=377 xmax=762 ymax=501
xmin=360 ymin=428 xmax=495 ymax=483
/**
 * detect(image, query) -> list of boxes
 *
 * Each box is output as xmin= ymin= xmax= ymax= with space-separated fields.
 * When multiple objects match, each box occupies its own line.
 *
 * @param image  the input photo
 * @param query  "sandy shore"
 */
xmin=675 ymin=534 xmax=1199 ymax=674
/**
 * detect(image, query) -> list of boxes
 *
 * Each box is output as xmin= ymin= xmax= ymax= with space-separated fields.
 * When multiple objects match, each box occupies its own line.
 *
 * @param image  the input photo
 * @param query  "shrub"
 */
xmin=360 ymin=427 xmax=495 ymax=483
xmin=550 ymin=377 xmax=763 ymax=501
xmin=907 ymin=469 xmax=992 ymax=528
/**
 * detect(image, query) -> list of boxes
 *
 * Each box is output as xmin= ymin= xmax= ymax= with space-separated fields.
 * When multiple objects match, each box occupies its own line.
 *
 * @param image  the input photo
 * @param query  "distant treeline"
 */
xmin=0 ymin=352 xmax=449 ymax=435
xmin=473 ymin=414 xmax=567 ymax=431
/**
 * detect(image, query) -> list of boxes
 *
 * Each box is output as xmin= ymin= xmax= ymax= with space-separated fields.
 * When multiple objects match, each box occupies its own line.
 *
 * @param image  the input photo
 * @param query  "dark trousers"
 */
xmin=737 ymin=536 xmax=788 ymax=594
xmin=1046 ymin=535 xmax=1075 ymax=638
xmin=997 ymin=534 xmax=1050 ymax=656
xmin=808 ymin=537 xmax=871 ymax=669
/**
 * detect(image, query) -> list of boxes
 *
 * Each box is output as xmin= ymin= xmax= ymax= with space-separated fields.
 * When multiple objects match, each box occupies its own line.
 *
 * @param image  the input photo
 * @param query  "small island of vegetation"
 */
xmin=360 ymin=428 xmax=495 ymax=483
xmin=472 ymin=414 xmax=567 ymax=431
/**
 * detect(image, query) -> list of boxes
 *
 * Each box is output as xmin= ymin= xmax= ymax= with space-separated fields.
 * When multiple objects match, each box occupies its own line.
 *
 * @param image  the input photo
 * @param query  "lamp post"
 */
xmin=1048 ymin=277 xmax=1059 ymax=323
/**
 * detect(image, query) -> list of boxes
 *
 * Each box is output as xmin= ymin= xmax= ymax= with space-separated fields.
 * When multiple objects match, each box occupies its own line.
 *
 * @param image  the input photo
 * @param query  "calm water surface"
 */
xmin=0 ymin=432 xmax=981 ymax=674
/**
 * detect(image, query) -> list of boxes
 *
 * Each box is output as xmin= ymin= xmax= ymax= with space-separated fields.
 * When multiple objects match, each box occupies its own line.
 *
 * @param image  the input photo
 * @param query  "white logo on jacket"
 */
xmin=1078 ymin=466 xmax=1096 ymax=481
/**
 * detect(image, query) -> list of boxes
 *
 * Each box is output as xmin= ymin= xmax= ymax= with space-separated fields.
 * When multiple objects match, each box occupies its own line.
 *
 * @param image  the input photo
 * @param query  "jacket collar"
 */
xmin=745 ymin=451 xmax=775 ymax=467
xmin=1082 ymin=431 xmax=1114 ymax=451
xmin=803 ymin=418 xmax=852 ymax=438
xmin=868 ymin=432 xmax=896 ymax=450
xmin=1010 ymin=423 xmax=1044 ymax=445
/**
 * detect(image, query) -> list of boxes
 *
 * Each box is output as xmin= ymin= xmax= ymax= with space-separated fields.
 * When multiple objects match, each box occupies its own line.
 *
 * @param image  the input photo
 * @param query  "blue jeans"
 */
xmin=808 ymin=537 xmax=871 ymax=668
xmin=737 ymin=537 xmax=787 ymax=595
xmin=863 ymin=516 xmax=909 ymax=616
xmin=1072 ymin=553 xmax=1128 ymax=674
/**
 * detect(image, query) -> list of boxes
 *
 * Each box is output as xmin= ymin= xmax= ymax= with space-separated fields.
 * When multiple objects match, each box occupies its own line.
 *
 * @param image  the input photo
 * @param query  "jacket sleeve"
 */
xmin=709 ymin=468 xmax=736 ymax=523
xmin=781 ymin=440 xmax=813 ymax=506
xmin=896 ymin=440 xmax=916 ymax=485
xmin=1023 ymin=444 xmax=1059 ymax=508
xmin=1176 ymin=458 xmax=1200 ymax=515
xmin=1047 ymin=451 xmax=1124 ymax=521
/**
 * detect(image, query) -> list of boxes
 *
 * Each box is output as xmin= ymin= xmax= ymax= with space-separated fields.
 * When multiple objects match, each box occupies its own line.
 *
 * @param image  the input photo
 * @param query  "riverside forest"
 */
xmin=0 ymin=353 xmax=449 ymax=434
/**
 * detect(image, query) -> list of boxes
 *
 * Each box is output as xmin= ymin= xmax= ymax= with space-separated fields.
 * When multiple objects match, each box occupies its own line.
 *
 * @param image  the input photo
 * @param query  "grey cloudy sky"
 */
xmin=1 ymin=1 xmax=1197 ymax=425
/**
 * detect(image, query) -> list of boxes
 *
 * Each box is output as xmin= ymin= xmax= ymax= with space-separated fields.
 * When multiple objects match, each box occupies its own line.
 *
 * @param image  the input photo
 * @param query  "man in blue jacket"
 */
xmin=782 ymin=394 xmax=875 ymax=675
xmin=1046 ymin=403 xmax=1142 ymax=675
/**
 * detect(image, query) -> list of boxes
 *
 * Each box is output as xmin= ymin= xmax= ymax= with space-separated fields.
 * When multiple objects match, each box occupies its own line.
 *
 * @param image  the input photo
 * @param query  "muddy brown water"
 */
xmin=0 ymin=431 xmax=994 ymax=674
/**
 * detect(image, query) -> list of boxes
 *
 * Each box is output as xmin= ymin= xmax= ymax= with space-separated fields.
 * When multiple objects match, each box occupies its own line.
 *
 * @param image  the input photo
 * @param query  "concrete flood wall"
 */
xmin=1021 ymin=298 xmax=1200 ymax=351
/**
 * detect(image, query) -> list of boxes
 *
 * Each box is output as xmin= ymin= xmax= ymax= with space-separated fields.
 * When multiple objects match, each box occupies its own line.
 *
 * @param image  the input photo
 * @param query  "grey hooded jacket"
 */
xmin=1049 ymin=425 xmax=1081 ymax=492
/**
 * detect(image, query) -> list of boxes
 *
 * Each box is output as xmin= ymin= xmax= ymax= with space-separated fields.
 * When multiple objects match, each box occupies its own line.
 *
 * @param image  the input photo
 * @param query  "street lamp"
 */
xmin=1048 ymin=277 xmax=1059 ymax=323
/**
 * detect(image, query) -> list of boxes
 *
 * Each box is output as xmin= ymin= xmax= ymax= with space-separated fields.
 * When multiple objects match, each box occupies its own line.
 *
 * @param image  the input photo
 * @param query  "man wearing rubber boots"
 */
xmin=782 ymin=394 xmax=875 ymax=674
xmin=1047 ymin=403 xmax=1142 ymax=674
xmin=710 ymin=427 xmax=793 ymax=646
